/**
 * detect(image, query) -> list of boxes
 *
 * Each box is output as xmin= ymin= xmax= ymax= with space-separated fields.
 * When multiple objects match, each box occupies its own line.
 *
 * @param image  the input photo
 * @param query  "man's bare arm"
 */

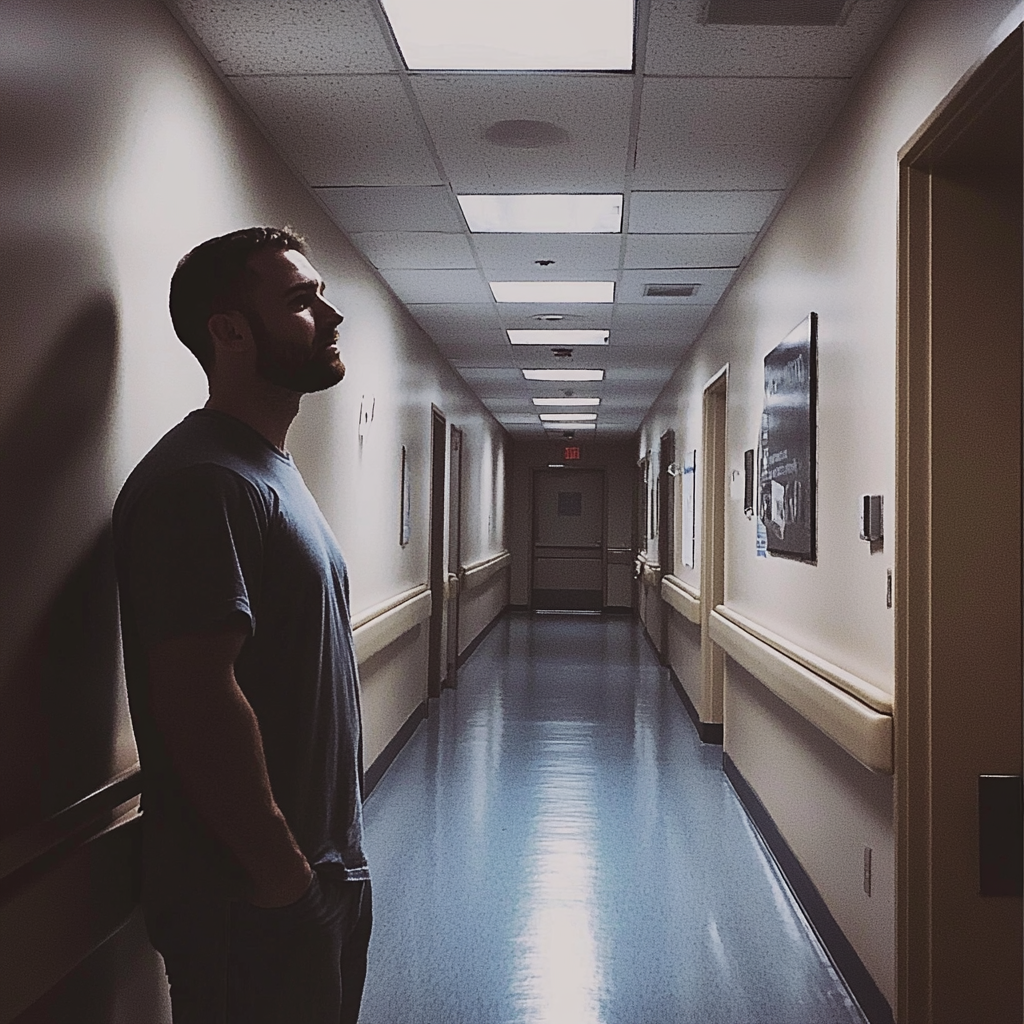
xmin=147 ymin=620 xmax=312 ymax=907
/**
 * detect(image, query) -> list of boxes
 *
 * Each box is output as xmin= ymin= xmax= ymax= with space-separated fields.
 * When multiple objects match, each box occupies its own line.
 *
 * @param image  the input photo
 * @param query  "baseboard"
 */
xmin=668 ymin=667 xmax=723 ymax=745
xmin=723 ymin=754 xmax=895 ymax=1024
xmin=364 ymin=700 xmax=427 ymax=797
xmin=457 ymin=603 xmax=507 ymax=668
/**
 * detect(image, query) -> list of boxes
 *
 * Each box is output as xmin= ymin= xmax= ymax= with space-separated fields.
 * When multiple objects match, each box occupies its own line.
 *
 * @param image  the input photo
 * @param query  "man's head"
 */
xmin=169 ymin=227 xmax=345 ymax=394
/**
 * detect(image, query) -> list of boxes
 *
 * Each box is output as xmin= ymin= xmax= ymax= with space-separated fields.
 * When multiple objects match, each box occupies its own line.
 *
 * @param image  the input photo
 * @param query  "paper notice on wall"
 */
xmin=730 ymin=468 xmax=744 ymax=500
xmin=682 ymin=450 xmax=696 ymax=568
xmin=756 ymin=517 xmax=767 ymax=558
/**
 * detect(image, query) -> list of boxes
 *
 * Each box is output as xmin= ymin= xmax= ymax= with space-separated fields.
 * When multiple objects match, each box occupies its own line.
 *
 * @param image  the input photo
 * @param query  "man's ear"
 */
xmin=207 ymin=310 xmax=251 ymax=354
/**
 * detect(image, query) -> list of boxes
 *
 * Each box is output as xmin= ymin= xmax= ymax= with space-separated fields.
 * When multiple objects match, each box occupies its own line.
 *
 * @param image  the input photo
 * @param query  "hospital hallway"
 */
xmin=360 ymin=613 xmax=866 ymax=1024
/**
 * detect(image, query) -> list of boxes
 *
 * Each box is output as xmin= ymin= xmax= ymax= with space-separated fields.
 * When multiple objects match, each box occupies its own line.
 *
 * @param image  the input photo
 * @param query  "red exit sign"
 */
xmin=564 ymin=446 xmax=580 ymax=461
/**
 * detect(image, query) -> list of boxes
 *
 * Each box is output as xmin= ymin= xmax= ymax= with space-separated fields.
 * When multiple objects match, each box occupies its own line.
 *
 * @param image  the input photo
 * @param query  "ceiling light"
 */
xmin=508 ymin=329 xmax=609 ymax=346
xmin=532 ymin=397 xmax=600 ymax=406
xmin=539 ymin=413 xmax=598 ymax=422
xmin=523 ymin=369 xmax=605 ymax=382
xmin=544 ymin=422 xmax=597 ymax=430
xmin=379 ymin=0 xmax=634 ymax=71
xmin=459 ymin=194 xmax=622 ymax=233
xmin=534 ymin=314 xmax=566 ymax=322
xmin=491 ymin=281 xmax=614 ymax=303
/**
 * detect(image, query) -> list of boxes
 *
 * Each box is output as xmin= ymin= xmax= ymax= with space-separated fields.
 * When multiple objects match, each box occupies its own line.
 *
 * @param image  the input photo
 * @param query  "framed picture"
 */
xmin=399 ymin=444 xmax=411 ymax=546
xmin=758 ymin=313 xmax=818 ymax=563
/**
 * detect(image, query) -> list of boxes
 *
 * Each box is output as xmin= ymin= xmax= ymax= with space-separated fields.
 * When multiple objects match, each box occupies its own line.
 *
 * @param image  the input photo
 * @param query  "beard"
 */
xmin=248 ymin=312 xmax=346 ymax=394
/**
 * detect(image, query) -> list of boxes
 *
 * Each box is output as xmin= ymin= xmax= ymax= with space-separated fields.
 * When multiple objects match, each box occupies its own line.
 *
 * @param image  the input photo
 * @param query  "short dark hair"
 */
xmin=169 ymin=226 xmax=307 ymax=372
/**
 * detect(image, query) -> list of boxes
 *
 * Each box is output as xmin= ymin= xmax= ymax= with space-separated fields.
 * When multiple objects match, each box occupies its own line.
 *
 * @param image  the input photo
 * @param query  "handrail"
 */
xmin=709 ymin=606 xmax=893 ymax=774
xmin=460 ymin=551 xmax=511 ymax=589
xmin=661 ymin=574 xmax=701 ymax=625
xmin=352 ymin=585 xmax=431 ymax=664
xmin=713 ymin=605 xmax=893 ymax=714
xmin=0 ymin=764 xmax=142 ymax=889
xmin=641 ymin=560 xmax=661 ymax=586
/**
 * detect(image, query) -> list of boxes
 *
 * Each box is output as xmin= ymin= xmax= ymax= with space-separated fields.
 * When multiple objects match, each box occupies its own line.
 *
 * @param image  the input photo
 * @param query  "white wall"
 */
xmin=0 ymin=0 xmax=508 ymax=1017
xmin=636 ymin=0 xmax=1021 ymax=1008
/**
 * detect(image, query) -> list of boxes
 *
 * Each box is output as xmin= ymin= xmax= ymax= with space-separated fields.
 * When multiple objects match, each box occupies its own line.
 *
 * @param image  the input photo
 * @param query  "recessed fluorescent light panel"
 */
xmin=539 ymin=414 xmax=598 ymax=421
xmin=379 ymin=0 xmax=634 ymax=71
xmin=508 ymin=329 xmax=609 ymax=346
xmin=491 ymin=281 xmax=614 ymax=303
xmin=522 ymin=369 xmax=605 ymax=382
xmin=544 ymin=423 xmax=597 ymax=430
xmin=459 ymin=195 xmax=623 ymax=233
xmin=532 ymin=397 xmax=601 ymax=406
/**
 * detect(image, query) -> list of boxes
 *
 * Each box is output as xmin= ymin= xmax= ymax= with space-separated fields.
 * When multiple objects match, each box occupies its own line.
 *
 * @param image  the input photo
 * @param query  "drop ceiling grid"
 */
xmin=167 ymin=0 xmax=909 ymax=438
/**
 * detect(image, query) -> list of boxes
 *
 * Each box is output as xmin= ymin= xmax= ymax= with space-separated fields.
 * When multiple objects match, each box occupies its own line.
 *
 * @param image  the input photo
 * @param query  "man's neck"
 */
xmin=205 ymin=384 xmax=301 ymax=452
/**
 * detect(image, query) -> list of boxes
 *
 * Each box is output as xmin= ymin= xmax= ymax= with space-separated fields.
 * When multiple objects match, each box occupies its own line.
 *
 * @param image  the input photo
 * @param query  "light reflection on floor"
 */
xmin=359 ymin=614 xmax=867 ymax=1024
xmin=513 ymin=725 xmax=604 ymax=1024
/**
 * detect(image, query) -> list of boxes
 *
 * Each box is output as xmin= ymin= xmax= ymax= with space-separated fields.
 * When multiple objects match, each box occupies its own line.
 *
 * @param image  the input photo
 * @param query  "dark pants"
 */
xmin=145 ymin=873 xmax=372 ymax=1024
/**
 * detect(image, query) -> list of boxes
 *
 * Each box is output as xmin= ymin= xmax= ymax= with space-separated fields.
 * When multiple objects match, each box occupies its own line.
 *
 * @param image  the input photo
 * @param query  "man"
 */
xmin=113 ymin=227 xmax=371 ymax=1024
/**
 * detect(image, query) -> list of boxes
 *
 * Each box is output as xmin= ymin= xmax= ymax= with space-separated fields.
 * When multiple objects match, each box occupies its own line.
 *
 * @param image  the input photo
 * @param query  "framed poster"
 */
xmin=758 ymin=313 xmax=818 ymax=562
xmin=681 ymin=450 xmax=696 ymax=568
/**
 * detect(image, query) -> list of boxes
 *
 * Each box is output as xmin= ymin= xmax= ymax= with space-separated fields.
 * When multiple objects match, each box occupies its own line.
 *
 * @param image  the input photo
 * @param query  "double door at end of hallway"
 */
xmin=531 ymin=469 xmax=605 ymax=611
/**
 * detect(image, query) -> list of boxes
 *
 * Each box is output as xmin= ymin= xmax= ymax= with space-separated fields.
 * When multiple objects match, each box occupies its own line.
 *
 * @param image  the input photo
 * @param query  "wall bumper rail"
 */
xmin=661 ymin=574 xmax=701 ymax=624
xmin=709 ymin=606 xmax=893 ymax=774
xmin=460 ymin=551 xmax=511 ymax=591
xmin=352 ymin=585 xmax=431 ymax=665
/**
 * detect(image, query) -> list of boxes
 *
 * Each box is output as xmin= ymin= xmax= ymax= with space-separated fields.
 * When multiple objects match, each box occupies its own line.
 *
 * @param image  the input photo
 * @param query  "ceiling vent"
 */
xmin=552 ymin=347 xmax=574 ymax=358
xmin=704 ymin=0 xmax=851 ymax=26
xmin=644 ymin=283 xmax=699 ymax=298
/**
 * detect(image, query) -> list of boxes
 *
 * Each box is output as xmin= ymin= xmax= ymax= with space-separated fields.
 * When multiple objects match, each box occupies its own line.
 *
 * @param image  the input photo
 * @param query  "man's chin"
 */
xmin=259 ymin=356 xmax=345 ymax=394
xmin=299 ymin=361 xmax=345 ymax=393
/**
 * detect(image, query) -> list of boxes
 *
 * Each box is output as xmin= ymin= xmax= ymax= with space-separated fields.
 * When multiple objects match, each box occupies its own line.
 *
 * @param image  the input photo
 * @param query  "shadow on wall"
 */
xmin=0 ymin=289 xmax=126 ymax=840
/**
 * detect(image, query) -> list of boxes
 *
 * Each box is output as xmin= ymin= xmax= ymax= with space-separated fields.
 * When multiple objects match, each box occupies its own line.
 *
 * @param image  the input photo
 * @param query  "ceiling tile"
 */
xmin=405 ymin=303 xmax=505 ymax=341
xmin=435 ymin=342 xmax=518 ymax=369
xmin=618 ymin=268 xmax=736 ymax=304
xmin=635 ymin=77 xmax=849 ymax=188
xmin=629 ymin=191 xmax=783 ymax=233
xmin=644 ymin=0 xmax=906 ymax=77
xmin=350 ymin=232 xmax=476 ymax=269
xmin=635 ymin=143 xmax=811 ymax=190
xmin=379 ymin=268 xmax=492 ymax=304
xmin=316 ymin=186 xmax=464 ymax=232
xmin=412 ymin=74 xmax=634 ymax=192
xmin=232 ymin=75 xmax=440 ymax=186
xmin=171 ymin=0 xmax=396 ymax=74
xmin=473 ymin=234 xmax=623 ymax=276
xmin=612 ymin=303 xmax=715 ymax=342
xmin=624 ymin=232 xmax=754 ymax=268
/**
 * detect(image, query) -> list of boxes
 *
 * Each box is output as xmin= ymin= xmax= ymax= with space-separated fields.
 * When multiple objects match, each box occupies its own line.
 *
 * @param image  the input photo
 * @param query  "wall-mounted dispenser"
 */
xmin=860 ymin=495 xmax=883 ymax=543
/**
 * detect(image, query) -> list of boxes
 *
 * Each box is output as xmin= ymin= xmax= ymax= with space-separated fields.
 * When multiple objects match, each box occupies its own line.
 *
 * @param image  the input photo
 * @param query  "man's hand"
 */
xmin=148 ymin=617 xmax=311 ymax=903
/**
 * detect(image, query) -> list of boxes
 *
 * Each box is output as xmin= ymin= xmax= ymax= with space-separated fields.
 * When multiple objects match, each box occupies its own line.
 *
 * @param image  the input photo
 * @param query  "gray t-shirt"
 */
xmin=113 ymin=409 xmax=368 ymax=894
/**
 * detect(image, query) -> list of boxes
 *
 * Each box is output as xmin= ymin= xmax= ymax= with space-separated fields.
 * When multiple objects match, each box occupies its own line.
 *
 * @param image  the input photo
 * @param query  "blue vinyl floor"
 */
xmin=359 ymin=613 xmax=867 ymax=1024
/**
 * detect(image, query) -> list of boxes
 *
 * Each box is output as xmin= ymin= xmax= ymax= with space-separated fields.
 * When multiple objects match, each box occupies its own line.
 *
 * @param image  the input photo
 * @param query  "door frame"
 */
xmin=445 ymin=425 xmax=463 ymax=687
xmin=700 ymin=367 xmax=728 ymax=726
xmin=895 ymin=26 xmax=1022 ymax=1023
xmin=427 ymin=406 xmax=447 ymax=699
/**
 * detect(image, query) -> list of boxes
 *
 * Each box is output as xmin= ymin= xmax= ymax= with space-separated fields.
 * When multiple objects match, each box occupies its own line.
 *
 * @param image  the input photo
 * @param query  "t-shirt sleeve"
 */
xmin=125 ymin=464 xmax=268 ymax=647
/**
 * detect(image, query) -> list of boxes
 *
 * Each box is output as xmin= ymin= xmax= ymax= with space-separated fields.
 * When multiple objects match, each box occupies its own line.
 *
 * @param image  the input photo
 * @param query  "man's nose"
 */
xmin=318 ymin=296 xmax=344 ymax=326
